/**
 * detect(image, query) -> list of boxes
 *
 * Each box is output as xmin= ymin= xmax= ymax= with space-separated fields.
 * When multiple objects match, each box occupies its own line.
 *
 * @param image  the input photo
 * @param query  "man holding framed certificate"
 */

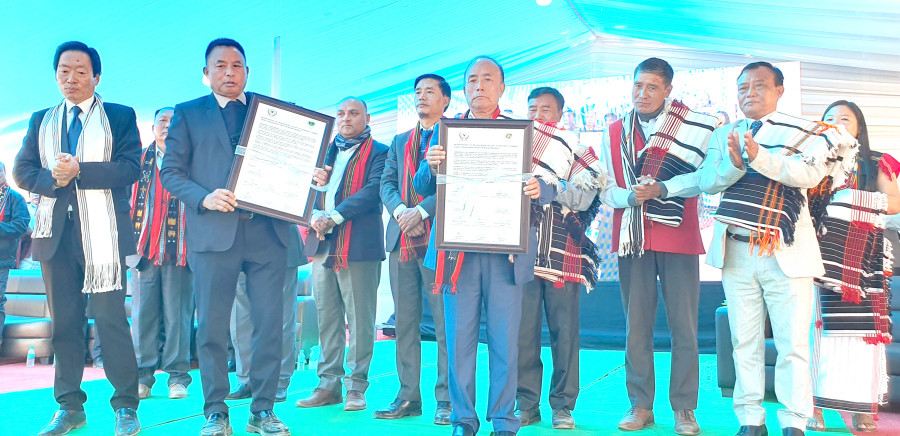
xmin=160 ymin=38 xmax=292 ymax=436
xmin=416 ymin=56 xmax=570 ymax=436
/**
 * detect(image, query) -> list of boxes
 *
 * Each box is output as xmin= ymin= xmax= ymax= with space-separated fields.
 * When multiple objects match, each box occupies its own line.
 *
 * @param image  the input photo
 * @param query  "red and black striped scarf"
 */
xmin=433 ymin=108 xmax=502 ymax=294
xmin=322 ymin=136 xmax=374 ymax=271
xmin=131 ymin=144 xmax=187 ymax=266
xmin=0 ymin=184 xmax=9 ymax=221
xmin=399 ymin=123 xmax=433 ymax=261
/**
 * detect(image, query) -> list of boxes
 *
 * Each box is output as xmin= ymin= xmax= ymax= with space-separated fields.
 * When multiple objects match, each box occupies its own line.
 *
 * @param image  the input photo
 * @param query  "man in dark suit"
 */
xmin=227 ymin=225 xmax=307 ymax=403
xmin=159 ymin=38 xmax=291 ymax=436
xmin=375 ymin=74 xmax=452 ymax=424
xmin=14 ymin=41 xmax=141 ymax=436
xmin=295 ymin=97 xmax=388 ymax=413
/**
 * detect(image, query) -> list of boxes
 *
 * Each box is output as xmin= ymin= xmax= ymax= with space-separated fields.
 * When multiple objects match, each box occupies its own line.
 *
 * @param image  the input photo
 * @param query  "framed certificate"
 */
xmin=435 ymin=118 xmax=534 ymax=254
xmin=226 ymin=94 xmax=334 ymax=225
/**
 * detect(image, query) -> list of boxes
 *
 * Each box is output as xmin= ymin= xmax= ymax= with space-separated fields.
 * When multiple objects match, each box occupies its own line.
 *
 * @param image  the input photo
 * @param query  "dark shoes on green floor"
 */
xmin=515 ymin=407 xmax=541 ymax=426
xmin=115 ymin=408 xmax=141 ymax=436
xmin=200 ymin=412 xmax=232 ymax=436
xmin=735 ymin=425 xmax=767 ymax=436
xmin=37 ymin=410 xmax=86 ymax=436
xmin=37 ymin=408 xmax=139 ymax=436
xmin=246 ymin=410 xmax=290 ymax=436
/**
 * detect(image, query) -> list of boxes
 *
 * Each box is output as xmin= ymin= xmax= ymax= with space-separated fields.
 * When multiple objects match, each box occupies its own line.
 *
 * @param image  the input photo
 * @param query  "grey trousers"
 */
xmin=516 ymin=278 xmax=580 ymax=412
xmin=231 ymin=267 xmax=300 ymax=389
xmin=311 ymin=256 xmax=379 ymax=394
xmin=388 ymin=250 xmax=449 ymax=403
xmin=130 ymin=262 xmax=193 ymax=387
xmin=618 ymin=250 xmax=699 ymax=412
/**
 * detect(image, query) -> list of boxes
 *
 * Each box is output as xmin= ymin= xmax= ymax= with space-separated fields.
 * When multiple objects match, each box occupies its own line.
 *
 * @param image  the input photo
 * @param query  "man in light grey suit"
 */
xmin=375 ymin=73 xmax=452 ymax=425
xmin=698 ymin=62 xmax=828 ymax=436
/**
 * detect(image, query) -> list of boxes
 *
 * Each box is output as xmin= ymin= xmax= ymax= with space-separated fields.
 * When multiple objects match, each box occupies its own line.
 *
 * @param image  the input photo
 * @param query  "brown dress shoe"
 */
xmin=344 ymin=390 xmax=366 ymax=411
xmin=674 ymin=410 xmax=700 ymax=435
xmin=618 ymin=407 xmax=654 ymax=431
xmin=295 ymin=388 xmax=342 ymax=408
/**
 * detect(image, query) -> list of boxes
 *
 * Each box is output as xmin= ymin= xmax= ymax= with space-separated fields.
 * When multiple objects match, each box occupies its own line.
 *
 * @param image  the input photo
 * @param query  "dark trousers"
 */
xmin=444 ymin=252 xmax=522 ymax=434
xmin=618 ymin=250 xmax=699 ymax=411
xmin=188 ymin=217 xmax=286 ymax=417
xmin=516 ymin=278 xmax=581 ymax=412
xmin=40 ymin=217 xmax=138 ymax=411
xmin=0 ymin=267 xmax=9 ymax=344
xmin=389 ymin=249 xmax=449 ymax=403
xmin=131 ymin=261 xmax=193 ymax=387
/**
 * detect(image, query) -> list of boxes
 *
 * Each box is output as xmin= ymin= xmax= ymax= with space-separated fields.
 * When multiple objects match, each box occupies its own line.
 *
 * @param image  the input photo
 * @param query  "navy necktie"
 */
xmin=419 ymin=130 xmax=432 ymax=161
xmin=750 ymin=120 xmax=763 ymax=137
xmin=68 ymin=106 xmax=83 ymax=155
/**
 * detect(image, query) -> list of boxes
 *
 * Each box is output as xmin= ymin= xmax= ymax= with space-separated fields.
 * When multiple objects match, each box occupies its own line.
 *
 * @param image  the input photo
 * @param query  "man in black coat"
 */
xmin=160 ymin=38 xmax=292 ymax=436
xmin=14 ymin=41 xmax=141 ymax=436
xmin=0 ymin=161 xmax=31 ymax=346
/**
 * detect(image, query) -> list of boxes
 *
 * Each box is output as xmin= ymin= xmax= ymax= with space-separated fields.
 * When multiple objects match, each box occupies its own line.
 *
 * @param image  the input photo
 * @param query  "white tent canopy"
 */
xmin=2 ymin=0 xmax=898 ymax=152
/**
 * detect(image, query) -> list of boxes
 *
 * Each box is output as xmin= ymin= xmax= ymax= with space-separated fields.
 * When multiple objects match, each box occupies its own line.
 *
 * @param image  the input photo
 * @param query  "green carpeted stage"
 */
xmin=0 ymin=341 xmax=855 ymax=435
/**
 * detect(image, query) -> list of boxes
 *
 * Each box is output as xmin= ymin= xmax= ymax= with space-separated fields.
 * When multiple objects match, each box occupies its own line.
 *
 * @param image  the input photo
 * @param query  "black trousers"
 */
xmin=41 ymin=217 xmax=138 ymax=411
xmin=189 ymin=216 xmax=286 ymax=417
xmin=515 ymin=278 xmax=581 ymax=412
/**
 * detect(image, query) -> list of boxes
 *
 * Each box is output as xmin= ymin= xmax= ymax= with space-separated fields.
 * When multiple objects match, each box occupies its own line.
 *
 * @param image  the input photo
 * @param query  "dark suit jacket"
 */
xmin=304 ymin=138 xmax=389 ymax=263
xmin=160 ymin=92 xmax=292 ymax=253
xmin=0 ymin=189 xmax=31 ymax=268
xmin=413 ymin=160 xmax=556 ymax=286
xmin=13 ymin=102 xmax=141 ymax=261
xmin=380 ymin=129 xmax=437 ymax=253
xmin=286 ymin=224 xmax=308 ymax=268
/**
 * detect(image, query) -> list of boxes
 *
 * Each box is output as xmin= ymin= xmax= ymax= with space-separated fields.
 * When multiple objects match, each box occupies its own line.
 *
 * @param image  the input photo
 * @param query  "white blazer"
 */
xmin=698 ymin=117 xmax=827 ymax=278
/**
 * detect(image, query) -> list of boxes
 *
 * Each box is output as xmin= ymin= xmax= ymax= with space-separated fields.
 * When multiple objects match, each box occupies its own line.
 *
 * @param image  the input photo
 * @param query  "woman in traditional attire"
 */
xmin=808 ymin=100 xmax=900 ymax=432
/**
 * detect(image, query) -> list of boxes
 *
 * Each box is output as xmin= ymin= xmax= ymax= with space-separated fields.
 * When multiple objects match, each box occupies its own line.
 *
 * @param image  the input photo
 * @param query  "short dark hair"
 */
xmin=154 ymin=107 xmax=175 ymax=119
xmin=205 ymin=38 xmax=246 ymax=63
xmin=528 ymin=87 xmax=565 ymax=111
xmin=633 ymin=57 xmax=673 ymax=87
xmin=414 ymin=74 xmax=452 ymax=111
xmin=339 ymin=96 xmax=368 ymax=113
xmin=54 ymin=41 xmax=101 ymax=76
xmin=738 ymin=61 xmax=784 ymax=87
xmin=465 ymin=55 xmax=505 ymax=83
xmin=414 ymin=74 xmax=451 ymax=97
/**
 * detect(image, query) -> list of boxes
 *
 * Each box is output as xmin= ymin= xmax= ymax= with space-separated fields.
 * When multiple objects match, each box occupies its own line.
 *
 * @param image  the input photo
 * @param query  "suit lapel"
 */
xmin=204 ymin=93 xmax=232 ymax=155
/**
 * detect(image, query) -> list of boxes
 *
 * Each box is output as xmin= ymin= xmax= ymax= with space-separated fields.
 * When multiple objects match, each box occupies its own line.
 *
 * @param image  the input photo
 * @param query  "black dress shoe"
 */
xmin=515 ymin=408 xmax=541 ymax=426
xmin=374 ymin=398 xmax=423 ymax=419
xmin=452 ymin=424 xmax=475 ymax=436
xmin=274 ymin=387 xmax=287 ymax=403
xmin=434 ymin=401 xmax=452 ymax=425
xmin=225 ymin=383 xmax=252 ymax=400
xmin=115 ymin=408 xmax=140 ymax=436
xmin=200 ymin=412 xmax=232 ymax=436
xmin=782 ymin=428 xmax=804 ymax=436
xmin=246 ymin=410 xmax=289 ymax=436
xmin=736 ymin=425 xmax=768 ymax=436
xmin=37 ymin=410 xmax=87 ymax=436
